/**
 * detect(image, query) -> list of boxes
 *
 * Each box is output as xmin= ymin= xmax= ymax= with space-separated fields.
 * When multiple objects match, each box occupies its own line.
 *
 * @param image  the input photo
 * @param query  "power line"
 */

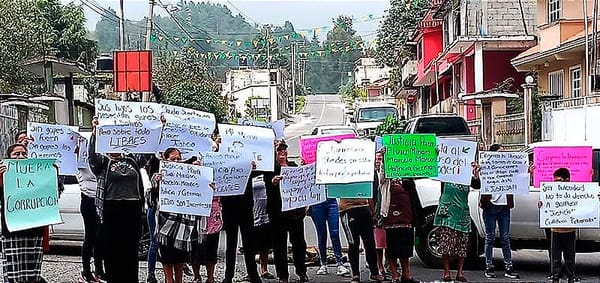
xmin=156 ymin=0 xmax=209 ymax=53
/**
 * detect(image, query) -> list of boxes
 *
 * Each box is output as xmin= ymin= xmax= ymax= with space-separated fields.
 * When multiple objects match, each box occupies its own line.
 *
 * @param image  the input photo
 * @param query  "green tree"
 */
xmin=154 ymin=49 xmax=228 ymax=122
xmin=0 ymin=0 xmax=98 ymax=93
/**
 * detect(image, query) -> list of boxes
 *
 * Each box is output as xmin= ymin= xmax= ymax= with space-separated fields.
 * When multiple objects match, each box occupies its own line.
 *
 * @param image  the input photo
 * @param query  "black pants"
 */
xmin=222 ymin=203 xmax=260 ymax=282
xmin=271 ymin=217 xmax=307 ymax=280
xmin=550 ymin=231 xmax=576 ymax=278
xmin=81 ymin=194 xmax=103 ymax=274
xmin=340 ymin=207 xmax=379 ymax=277
xmin=102 ymin=200 xmax=142 ymax=283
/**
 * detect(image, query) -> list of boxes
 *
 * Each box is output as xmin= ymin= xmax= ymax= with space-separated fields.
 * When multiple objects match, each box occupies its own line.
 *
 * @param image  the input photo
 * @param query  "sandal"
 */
xmin=442 ymin=275 xmax=452 ymax=282
xmin=455 ymin=274 xmax=468 ymax=282
xmin=261 ymin=272 xmax=275 ymax=279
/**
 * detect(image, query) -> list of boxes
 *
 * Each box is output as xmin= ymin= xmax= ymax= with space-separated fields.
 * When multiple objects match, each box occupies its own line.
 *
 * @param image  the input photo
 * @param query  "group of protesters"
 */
xmin=0 ymin=114 xmax=591 ymax=283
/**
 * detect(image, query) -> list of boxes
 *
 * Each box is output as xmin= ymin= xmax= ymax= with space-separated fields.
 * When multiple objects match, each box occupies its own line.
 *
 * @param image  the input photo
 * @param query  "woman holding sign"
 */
xmin=89 ymin=117 xmax=146 ymax=283
xmin=0 ymin=143 xmax=52 ymax=283
xmin=433 ymin=163 xmax=481 ymax=282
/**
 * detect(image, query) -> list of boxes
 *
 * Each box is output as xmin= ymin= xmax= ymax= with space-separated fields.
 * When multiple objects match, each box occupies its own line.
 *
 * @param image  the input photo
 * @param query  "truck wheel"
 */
xmin=415 ymin=211 xmax=443 ymax=268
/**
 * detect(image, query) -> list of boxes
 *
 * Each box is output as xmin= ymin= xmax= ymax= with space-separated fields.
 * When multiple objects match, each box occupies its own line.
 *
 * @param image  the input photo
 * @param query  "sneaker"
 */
xmin=568 ymin=277 xmax=581 ymax=283
xmin=79 ymin=270 xmax=96 ymax=283
xmin=504 ymin=268 xmax=520 ymax=279
xmin=484 ymin=267 xmax=496 ymax=278
xmin=316 ymin=265 xmax=328 ymax=275
xmin=336 ymin=265 xmax=350 ymax=276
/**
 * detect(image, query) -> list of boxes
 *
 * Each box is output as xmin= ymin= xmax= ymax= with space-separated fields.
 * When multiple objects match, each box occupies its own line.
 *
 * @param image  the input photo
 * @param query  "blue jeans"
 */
xmin=483 ymin=204 xmax=513 ymax=269
xmin=310 ymin=198 xmax=343 ymax=265
xmin=147 ymin=206 xmax=159 ymax=276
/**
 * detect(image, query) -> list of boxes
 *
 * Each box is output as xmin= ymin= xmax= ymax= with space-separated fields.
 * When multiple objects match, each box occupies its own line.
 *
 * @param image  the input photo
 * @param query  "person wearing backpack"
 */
xmin=89 ymin=117 xmax=148 ymax=283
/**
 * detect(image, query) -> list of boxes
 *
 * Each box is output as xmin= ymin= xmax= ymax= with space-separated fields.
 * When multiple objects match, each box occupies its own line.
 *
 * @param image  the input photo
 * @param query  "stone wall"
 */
xmin=464 ymin=0 xmax=537 ymax=37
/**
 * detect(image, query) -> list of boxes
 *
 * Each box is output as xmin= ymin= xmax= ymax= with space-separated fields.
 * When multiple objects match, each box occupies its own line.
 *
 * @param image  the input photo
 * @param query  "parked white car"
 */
xmin=414 ymin=141 xmax=600 ymax=267
xmin=310 ymin=125 xmax=358 ymax=136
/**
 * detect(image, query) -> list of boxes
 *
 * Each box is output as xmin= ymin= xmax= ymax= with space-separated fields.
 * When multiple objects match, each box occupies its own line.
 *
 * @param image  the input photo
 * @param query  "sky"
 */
xmin=77 ymin=0 xmax=390 ymax=41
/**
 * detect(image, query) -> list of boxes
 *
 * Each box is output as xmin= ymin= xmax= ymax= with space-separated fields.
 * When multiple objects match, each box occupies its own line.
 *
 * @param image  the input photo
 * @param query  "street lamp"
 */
xmin=522 ymin=75 xmax=536 ymax=145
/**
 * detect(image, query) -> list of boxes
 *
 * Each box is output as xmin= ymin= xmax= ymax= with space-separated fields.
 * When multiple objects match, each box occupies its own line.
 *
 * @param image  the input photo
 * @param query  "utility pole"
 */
xmin=265 ymin=25 xmax=272 ymax=122
xmin=291 ymin=41 xmax=296 ymax=114
xmin=119 ymin=0 xmax=126 ymax=101
xmin=143 ymin=0 xmax=155 ymax=102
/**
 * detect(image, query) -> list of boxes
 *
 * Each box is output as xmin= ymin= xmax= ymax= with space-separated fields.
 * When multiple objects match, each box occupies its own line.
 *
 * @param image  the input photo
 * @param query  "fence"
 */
xmin=493 ymin=113 xmax=525 ymax=149
xmin=0 ymin=106 xmax=48 ymax=153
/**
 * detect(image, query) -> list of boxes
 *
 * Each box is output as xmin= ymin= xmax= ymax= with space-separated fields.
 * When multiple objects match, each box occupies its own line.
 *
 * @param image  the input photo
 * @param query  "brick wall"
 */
xmin=464 ymin=0 xmax=537 ymax=37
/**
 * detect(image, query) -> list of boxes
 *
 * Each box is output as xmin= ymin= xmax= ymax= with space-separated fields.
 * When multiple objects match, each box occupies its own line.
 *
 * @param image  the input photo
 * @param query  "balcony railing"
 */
xmin=548 ymin=94 xmax=600 ymax=109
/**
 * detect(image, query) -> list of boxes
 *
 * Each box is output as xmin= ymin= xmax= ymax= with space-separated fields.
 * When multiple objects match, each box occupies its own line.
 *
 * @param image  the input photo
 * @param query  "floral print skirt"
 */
xmin=438 ymin=226 xmax=469 ymax=258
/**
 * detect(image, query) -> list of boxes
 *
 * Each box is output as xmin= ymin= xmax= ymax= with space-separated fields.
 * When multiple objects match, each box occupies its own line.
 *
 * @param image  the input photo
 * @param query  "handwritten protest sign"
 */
xmin=218 ymin=124 xmax=275 ymax=171
xmin=280 ymin=164 xmax=326 ymax=211
xmin=2 ymin=159 xmax=62 ymax=232
xmin=539 ymin=182 xmax=600 ymax=228
xmin=238 ymin=118 xmax=285 ymax=140
xmin=382 ymin=134 xmax=437 ymax=178
xmin=300 ymin=133 xmax=356 ymax=164
xmin=95 ymin=99 xmax=163 ymax=153
xmin=202 ymin=151 xmax=252 ymax=196
xmin=327 ymin=182 xmax=373 ymax=198
xmin=158 ymin=161 xmax=214 ymax=216
xmin=27 ymin=122 xmax=78 ymax=175
xmin=159 ymin=105 xmax=216 ymax=158
xmin=479 ymin=151 xmax=530 ymax=194
xmin=75 ymin=134 xmax=90 ymax=169
xmin=315 ymin=139 xmax=374 ymax=184
xmin=433 ymin=138 xmax=477 ymax=185
xmin=533 ymin=146 xmax=592 ymax=187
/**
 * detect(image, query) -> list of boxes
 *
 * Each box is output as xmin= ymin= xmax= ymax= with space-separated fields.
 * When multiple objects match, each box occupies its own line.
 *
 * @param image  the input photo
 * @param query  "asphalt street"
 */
xmin=43 ymin=95 xmax=600 ymax=282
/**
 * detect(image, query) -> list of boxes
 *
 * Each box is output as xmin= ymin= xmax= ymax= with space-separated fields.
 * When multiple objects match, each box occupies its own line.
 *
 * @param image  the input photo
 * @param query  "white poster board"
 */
xmin=202 ymin=151 xmax=253 ymax=196
xmin=75 ymin=134 xmax=90 ymax=169
xmin=479 ymin=151 xmax=530 ymax=195
xmin=315 ymin=139 xmax=375 ymax=184
xmin=159 ymin=105 xmax=216 ymax=158
xmin=433 ymin=138 xmax=477 ymax=185
xmin=95 ymin=99 xmax=163 ymax=153
xmin=280 ymin=163 xmax=326 ymax=211
xmin=539 ymin=182 xmax=600 ymax=228
xmin=158 ymin=161 xmax=214 ymax=216
xmin=238 ymin=118 xmax=285 ymax=140
xmin=27 ymin=122 xmax=78 ymax=175
xmin=218 ymin=124 xmax=275 ymax=171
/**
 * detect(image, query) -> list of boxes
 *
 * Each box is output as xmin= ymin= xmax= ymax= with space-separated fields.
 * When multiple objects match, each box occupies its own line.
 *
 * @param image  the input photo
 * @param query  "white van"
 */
xmin=349 ymin=102 xmax=398 ymax=138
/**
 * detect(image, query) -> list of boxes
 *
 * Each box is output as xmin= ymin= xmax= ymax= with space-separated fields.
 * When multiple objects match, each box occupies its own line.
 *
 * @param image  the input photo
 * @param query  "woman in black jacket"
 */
xmin=88 ymin=118 xmax=146 ymax=283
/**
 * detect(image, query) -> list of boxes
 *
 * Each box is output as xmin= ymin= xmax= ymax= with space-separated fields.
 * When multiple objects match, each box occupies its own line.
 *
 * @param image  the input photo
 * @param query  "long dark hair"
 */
xmin=5 ymin=143 xmax=27 ymax=158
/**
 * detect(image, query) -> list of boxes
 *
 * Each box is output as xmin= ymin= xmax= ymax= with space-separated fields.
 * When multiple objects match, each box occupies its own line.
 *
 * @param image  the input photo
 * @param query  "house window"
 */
xmin=570 ymin=66 xmax=582 ymax=98
xmin=548 ymin=0 xmax=561 ymax=23
xmin=548 ymin=70 xmax=564 ymax=98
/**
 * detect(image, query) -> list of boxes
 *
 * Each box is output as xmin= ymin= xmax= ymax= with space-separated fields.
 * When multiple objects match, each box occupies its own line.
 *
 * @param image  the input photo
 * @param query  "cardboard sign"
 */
xmin=327 ymin=182 xmax=373 ymax=199
xmin=238 ymin=118 xmax=285 ymax=140
xmin=202 ymin=151 xmax=253 ymax=196
xmin=218 ymin=124 xmax=275 ymax=171
xmin=539 ymin=182 xmax=600 ymax=228
xmin=158 ymin=161 xmax=214 ymax=216
xmin=533 ymin=146 xmax=592 ymax=187
xmin=159 ymin=105 xmax=216 ymax=158
xmin=434 ymin=138 xmax=477 ymax=185
xmin=315 ymin=139 xmax=374 ymax=184
xmin=27 ymin=122 xmax=79 ymax=175
xmin=2 ymin=159 xmax=62 ymax=232
xmin=299 ymin=133 xmax=356 ymax=164
xmin=480 ymin=151 xmax=530 ymax=195
xmin=95 ymin=99 xmax=163 ymax=153
xmin=280 ymin=164 xmax=326 ymax=211
xmin=75 ymin=134 xmax=90 ymax=169
xmin=382 ymin=134 xmax=438 ymax=178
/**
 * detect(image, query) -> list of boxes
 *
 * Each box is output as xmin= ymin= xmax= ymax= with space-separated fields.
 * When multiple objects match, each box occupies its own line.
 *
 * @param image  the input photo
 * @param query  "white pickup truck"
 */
xmin=410 ymin=117 xmax=600 ymax=267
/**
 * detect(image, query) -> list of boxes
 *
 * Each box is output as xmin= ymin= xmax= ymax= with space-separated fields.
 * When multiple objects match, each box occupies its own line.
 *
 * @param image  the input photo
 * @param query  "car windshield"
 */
xmin=358 ymin=107 xmax=397 ymax=122
xmin=321 ymin=128 xmax=356 ymax=135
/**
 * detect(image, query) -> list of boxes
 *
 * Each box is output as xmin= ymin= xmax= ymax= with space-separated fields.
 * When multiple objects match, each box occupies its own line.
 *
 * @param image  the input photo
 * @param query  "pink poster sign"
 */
xmin=300 ymin=133 xmax=356 ymax=164
xmin=533 ymin=146 xmax=593 ymax=187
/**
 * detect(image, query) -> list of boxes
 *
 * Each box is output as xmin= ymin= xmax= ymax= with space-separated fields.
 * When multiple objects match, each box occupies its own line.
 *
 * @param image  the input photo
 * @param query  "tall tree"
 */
xmin=154 ymin=49 xmax=228 ymax=122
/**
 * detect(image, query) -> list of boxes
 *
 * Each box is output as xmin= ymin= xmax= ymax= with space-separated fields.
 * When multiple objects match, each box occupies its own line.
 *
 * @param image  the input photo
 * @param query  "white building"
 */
xmin=353 ymin=57 xmax=392 ymax=88
xmin=221 ymin=69 xmax=290 ymax=121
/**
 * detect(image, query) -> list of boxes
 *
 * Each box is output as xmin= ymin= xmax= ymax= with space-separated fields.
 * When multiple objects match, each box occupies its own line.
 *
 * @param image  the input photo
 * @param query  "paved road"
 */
xmin=43 ymin=94 xmax=600 ymax=282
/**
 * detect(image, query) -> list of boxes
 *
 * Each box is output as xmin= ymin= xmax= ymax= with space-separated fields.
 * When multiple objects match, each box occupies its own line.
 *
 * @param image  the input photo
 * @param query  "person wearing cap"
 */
xmin=265 ymin=142 xmax=309 ymax=283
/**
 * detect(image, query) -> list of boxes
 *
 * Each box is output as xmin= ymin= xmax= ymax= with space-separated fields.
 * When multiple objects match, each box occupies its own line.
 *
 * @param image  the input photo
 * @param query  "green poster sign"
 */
xmin=2 ymin=159 xmax=62 ymax=232
xmin=327 ymin=182 xmax=372 ymax=199
xmin=382 ymin=134 xmax=438 ymax=178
